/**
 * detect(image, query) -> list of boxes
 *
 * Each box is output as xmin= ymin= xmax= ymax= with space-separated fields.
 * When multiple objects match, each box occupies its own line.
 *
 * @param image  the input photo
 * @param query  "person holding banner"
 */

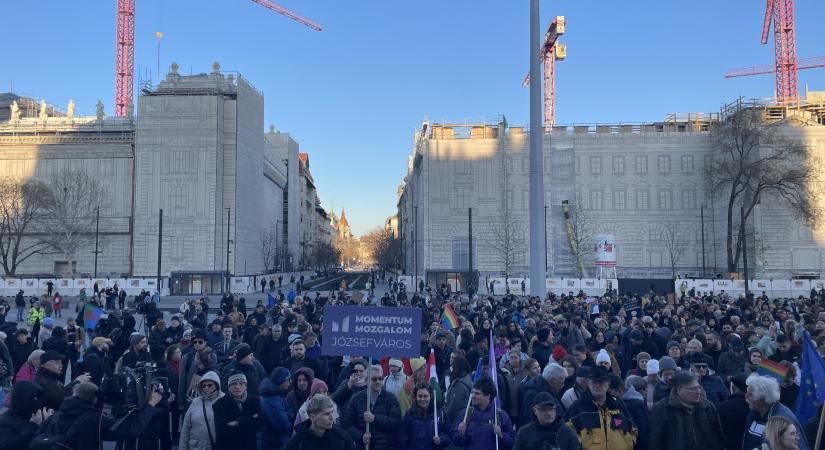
xmin=342 ymin=365 xmax=401 ymax=450
xmin=398 ymin=383 xmax=450 ymax=450
xmin=452 ymin=377 xmax=515 ymax=450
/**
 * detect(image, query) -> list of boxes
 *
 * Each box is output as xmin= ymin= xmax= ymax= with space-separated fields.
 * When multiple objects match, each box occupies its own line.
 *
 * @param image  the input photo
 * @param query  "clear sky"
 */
xmin=3 ymin=0 xmax=824 ymax=236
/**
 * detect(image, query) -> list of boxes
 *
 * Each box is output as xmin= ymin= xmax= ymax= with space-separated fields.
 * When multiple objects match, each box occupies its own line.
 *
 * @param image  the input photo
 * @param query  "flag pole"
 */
xmin=490 ymin=329 xmax=500 ymax=450
xmin=815 ymin=400 xmax=825 ymax=450
xmin=365 ymin=378 xmax=371 ymax=450
xmin=431 ymin=349 xmax=439 ymax=437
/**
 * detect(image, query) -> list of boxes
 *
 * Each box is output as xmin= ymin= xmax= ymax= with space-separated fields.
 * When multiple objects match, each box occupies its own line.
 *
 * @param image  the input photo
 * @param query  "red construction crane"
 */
xmin=725 ymin=56 xmax=825 ymax=79
xmin=522 ymin=16 xmax=565 ymax=131
xmin=114 ymin=0 xmax=322 ymax=117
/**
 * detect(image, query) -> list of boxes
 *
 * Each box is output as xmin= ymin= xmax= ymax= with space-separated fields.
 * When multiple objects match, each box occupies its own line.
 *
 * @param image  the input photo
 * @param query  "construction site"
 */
xmin=395 ymin=2 xmax=825 ymax=288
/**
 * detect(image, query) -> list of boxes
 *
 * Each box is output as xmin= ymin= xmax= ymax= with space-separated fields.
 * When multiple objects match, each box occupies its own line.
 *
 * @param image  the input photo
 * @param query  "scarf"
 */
xmin=233 ymin=390 xmax=248 ymax=408
xmin=167 ymin=359 xmax=181 ymax=376
xmin=201 ymin=386 xmax=220 ymax=401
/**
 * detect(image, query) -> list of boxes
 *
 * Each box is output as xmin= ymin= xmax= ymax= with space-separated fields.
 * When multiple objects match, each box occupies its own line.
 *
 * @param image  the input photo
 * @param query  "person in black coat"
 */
xmin=342 ymin=365 xmax=402 ymax=450
xmin=513 ymin=392 xmax=579 ymax=450
xmin=284 ymin=395 xmax=355 ymax=450
xmin=10 ymin=329 xmax=35 ymax=373
xmin=717 ymin=374 xmax=750 ymax=450
xmin=213 ymin=372 xmax=265 ymax=450
xmin=81 ymin=337 xmax=113 ymax=386
xmin=0 ymin=381 xmax=48 ymax=450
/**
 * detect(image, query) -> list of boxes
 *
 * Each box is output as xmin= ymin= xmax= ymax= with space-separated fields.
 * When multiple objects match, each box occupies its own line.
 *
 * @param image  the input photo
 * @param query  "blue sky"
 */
xmin=3 ymin=0 xmax=824 ymax=236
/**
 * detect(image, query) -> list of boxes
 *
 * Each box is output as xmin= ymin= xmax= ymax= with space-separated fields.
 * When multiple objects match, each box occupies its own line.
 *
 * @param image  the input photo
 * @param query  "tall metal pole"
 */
xmin=157 ymin=208 xmax=163 ymax=293
xmin=93 ymin=207 xmax=100 ymax=277
xmin=544 ymin=205 xmax=548 ymax=275
xmin=226 ymin=207 xmax=231 ymax=290
xmin=468 ymin=207 xmax=473 ymax=296
xmin=529 ymin=0 xmax=547 ymax=297
xmin=741 ymin=206 xmax=749 ymax=293
xmin=701 ymin=205 xmax=706 ymax=278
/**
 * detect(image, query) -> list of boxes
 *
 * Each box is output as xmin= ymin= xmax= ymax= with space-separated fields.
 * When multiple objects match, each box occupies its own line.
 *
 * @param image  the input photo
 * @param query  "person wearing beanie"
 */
xmin=621 ymin=327 xmax=658 ymax=374
xmin=115 ymin=332 xmax=152 ymax=373
xmin=82 ymin=337 xmax=113 ymax=386
xmin=35 ymin=350 xmax=90 ymax=410
xmin=644 ymin=359 xmax=660 ymax=409
xmin=627 ymin=352 xmax=651 ymax=377
xmin=259 ymin=367 xmax=292 ymax=450
xmin=397 ymin=356 xmax=428 ymax=416
xmin=551 ymin=345 xmax=567 ymax=365
xmin=383 ymin=358 xmax=407 ymax=396
xmin=213 ymin=370 xmax=264 ymax=450
xmin=717 ymin=336 xmax=748 ymax=381
xmin=653 ymin=356 xmax=680 ymax=403
xmin=686 ymin=352 xmax=728 ymax=406
xmin=717 ymin=373 xmax=751 ymax=450
xmin=595 ymin=349 xmax=611 ymax=370
xmin=666 ymin=341 xmax=690 ymax=370
xmin=221 ymin=343 xmax=266 ymax=396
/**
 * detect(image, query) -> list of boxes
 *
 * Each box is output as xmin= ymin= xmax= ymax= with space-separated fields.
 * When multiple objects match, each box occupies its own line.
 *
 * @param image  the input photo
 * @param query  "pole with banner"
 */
xmin=365 ymin=382 xmax=371 ymax=450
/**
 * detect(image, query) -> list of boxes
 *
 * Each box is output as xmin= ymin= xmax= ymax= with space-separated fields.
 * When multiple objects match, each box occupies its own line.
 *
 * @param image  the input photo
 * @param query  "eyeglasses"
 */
xmin=370 ymin=377 xmax=383 ymax=382
xmin=193 ymin=340 xmax=206 ymax=345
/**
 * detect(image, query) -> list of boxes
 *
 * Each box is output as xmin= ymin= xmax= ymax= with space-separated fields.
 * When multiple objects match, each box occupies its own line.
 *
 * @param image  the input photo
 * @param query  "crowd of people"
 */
xmin=0 ymin=275 xmax=822 ymax=450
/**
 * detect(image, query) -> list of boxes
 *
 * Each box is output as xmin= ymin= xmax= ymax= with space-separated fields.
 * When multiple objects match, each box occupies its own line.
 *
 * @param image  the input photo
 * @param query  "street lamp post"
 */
xmin=157 ymin=208 xmax=163 ymax=293
xmin=225 ymin=207 xmax=231 ymax=291
xmin=413 ymin=206 xmax=418 ymax=289
xmin=93 ymin=207 xmax=100 ymax=277
xmin=528 ymin=0 xmax=547 ymax=297
xmin=701 ymin=205 xmax=706 ymax=278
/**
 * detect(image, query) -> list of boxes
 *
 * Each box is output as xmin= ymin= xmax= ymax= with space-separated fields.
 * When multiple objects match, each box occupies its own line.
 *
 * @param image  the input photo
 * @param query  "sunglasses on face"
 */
xmin=193 ymin=340 xmax=205 ymax=345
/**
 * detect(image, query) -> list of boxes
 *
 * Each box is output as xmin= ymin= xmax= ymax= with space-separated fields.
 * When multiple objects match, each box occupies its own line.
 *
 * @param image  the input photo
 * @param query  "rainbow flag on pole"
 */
xmin=441 ymin=304 xmax=460 ymax=331
xmin=757 ymin=359 xmax=789 ymax=382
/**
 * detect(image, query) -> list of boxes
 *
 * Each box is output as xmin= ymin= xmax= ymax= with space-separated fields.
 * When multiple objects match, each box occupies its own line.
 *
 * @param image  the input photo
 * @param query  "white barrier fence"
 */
xmin=395 ymin=277 xmax=618 ymax=297
xmin=674 ymin=279 xmax=825 ymax=297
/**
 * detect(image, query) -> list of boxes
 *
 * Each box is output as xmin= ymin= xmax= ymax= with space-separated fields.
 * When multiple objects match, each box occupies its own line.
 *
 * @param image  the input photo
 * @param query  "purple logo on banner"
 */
xmin=322 ymin=305 xmax=422 ymax=358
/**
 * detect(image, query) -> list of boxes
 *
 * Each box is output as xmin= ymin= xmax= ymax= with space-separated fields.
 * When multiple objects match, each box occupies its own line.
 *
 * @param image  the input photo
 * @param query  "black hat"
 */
xmin=585 ymin=365 xmax=611 ymax=381
xmin=40 ymin=350 xmax=65 ymax=365
xmin=532 ymin=392 xmax=557 ymax=407
xmin=686 ymin=352 xmax=712 ymax=366
xmin=730 ymin=373 xmax=748 ymax=392
xmin=234 ymin=343 xmax=253 ymax=361
xmin=191 ymin=328 xmax=208 ymax=341
xmin=629 ymin=330 xmax=644 ymax=341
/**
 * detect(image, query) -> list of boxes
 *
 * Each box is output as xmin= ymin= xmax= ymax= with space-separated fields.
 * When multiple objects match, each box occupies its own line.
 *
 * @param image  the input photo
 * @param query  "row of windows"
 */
xmin=578 ymin=154 xmax=697 ymax=175
xmin=586 ymin=188 xmax=697 ymax=210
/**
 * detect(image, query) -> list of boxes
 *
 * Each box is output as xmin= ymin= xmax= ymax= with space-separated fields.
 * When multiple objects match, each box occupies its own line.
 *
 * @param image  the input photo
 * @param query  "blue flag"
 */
xmin=472 ymin=358 xmax=483 ymax=382
xmin=267 ymin=292 xmax=277 ymax=308
xmin=795 ymin=332 xmax=825 ymax=425
xmin=488 ymin=329 xmax=500 ymax=409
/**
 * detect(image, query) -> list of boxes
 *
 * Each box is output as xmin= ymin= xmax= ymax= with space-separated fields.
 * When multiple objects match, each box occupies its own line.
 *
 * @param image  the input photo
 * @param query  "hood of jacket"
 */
xmin=621 ymin=385 xmax=645 ymax=403
xmin=259 ymin=378 xmax=289 ymax=398
xmin=197 ymin=371 xmax=221 ymax=395
xmin=292 ymin=367 xmax=315 ymax=395
xmin=9 ymin=381 xmax=43 ymax=417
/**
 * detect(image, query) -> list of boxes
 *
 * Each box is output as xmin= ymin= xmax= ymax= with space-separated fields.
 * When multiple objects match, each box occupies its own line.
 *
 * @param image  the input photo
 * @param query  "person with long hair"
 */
xmin=762 ymin=416 xmax=802 ymax=450
xmin=398 ymin=383 xmax=450 ymax=450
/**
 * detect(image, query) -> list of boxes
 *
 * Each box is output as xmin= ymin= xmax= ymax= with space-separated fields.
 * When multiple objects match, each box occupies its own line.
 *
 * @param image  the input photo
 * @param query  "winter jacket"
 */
xmin=34 ymin=366 xmax=78 ymax=410
xmin=717 ymin=392 xmax=749 ymax=450
xmin=564 ymin=391 xmax=637 ymax=450
xmin=698 ymin=373 xmax=728 ymax=406
xmin=342 ymin=388 xmax=402 ymax=450
xmin=513 ymin=414 xmax=579 ymax=450
xmin=54 ymin=394 xmax=161 ymax=450
xmin=444 ymin=373 xmax=473 ymax=426
xmin=9 ymin=339 xmax=34 ymax=373
xmin=620 ymin=386 xmax=649 ymax=450
xmin=715 ymin=350 xmax=747 ymax=381
xmin=221 ymin=359 xmax=267 ymax=396
xmin=259 ymin=378 xmax=293 ymax=450
xmin=518 ymin=375 xmax=550 ymax=427
xmin=382 ymin=370 xmax=407 ymax=397
xmin=81 ymin=346 xmax=112 ymax=387
xmin=179 ymin=371 xmax=225 ymax=450
xmin=653 ymin=379 xmax=672 ymax=403
xmin=398 ymin=407 xmax=451 ymax=450
xmin=212 ymin=391 xmax=265 ymax=450
xmin=14 ymin=361 xmax=37 ymax=383
xmin=179 ymin=345 xmax=218 ymax=406
xmin=0 ymin=381 xmax=42 ymax=450
xmin=450 ymin=402 xmax=515 ymax=450
xmin=27 ymin=307 xmax=45 ymax=327
xmin=286 ymin=367 xmax=315 ymax=413
xmin=283 ymin=420 xmax=356 ymax=450
xmin=649 ymin=392 xmax=726 ymax=450
xmin=742 ymin=401 xmax=810 ymax=450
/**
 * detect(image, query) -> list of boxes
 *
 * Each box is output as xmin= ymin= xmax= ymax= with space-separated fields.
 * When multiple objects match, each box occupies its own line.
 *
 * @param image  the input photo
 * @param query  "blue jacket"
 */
xmin=258 ymin=378 xmax=293 ymax=450
xmin=398 ymin=408 xmax=451 ymax=450
xmin=699 ymin=373 xmax=728 ymax=406
xmin=742 ymin=401 xmax=809 ymax=450
xmin=451 ymin=402 xmax=515 ymax=450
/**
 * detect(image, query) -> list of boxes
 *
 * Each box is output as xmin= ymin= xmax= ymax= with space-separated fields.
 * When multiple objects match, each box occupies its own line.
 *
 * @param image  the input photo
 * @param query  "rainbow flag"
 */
xmin=83 ymin=303 xmax=106 ymax=330
xmin=757 ymin=359 xmax=789 ymax=382
xmin=441 ymin=304 xmax=460 ymax=331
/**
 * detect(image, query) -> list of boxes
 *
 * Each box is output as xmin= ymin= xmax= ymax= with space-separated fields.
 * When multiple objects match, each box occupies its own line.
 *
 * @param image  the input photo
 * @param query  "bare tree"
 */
xmin=486 ymin=216 xmax=526 ymax=283
xmin=564 ymin=196 xmax=595 ymax=278
xmin=260 ymin=228 xmax=278 ymax=273
xmin=39 ymin=169 xmax=109 ymax=271
xmin=661 ymin=222 xmax=689 ymax=278
xmin=0 ymin=178 xmax=53 ymax=276
xmin=361 ymin=228 xmax=401 ymax=270
xmin=311 ymin=241 xmax=341 ymax=271
xmin=706 ymin=107 xmax=819 ymax=273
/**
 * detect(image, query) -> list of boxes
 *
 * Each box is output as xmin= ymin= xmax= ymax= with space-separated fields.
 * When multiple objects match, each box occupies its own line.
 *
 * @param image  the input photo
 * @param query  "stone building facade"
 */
xmin=398 ymin=108 xmax=825 ymax=281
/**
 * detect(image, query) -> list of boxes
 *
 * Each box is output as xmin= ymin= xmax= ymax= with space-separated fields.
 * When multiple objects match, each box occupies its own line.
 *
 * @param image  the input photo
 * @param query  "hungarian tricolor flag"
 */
xmin=427 ymin=349 xmax=443 ymax=403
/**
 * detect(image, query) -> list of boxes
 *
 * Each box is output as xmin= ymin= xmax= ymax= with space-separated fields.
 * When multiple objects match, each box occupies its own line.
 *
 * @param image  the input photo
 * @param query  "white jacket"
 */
xmin=179 ymin=371 xmax=225 ymax=450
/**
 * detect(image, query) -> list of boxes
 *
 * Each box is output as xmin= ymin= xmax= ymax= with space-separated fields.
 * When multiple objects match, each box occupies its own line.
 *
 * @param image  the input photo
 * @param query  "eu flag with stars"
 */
xmin=795 ymin=332 xmax=825 ymax=425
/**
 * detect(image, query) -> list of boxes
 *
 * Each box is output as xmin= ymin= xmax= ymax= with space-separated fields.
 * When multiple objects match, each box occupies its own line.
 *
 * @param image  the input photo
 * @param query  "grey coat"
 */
xmin=179 ymin=371 xmax=225 ymax=450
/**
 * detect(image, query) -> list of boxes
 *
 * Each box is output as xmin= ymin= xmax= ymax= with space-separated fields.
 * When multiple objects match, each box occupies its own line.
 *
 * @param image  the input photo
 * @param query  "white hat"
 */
xmin=388 ymin=358 xmax=403 ymax=368
xmin=596 ymin=349 xmax=611 ymax=366
xmin=646 ymin=359 xmax=660 ymax=375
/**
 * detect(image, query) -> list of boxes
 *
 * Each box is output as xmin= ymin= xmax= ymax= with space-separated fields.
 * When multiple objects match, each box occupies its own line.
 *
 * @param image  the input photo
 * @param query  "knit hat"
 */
xmin=409 ymin=357 xmax=426 ymax=373
xmin=552 ymin=345 xmax=567 ymax=361
xmin=129 ymin=333 xmax=146 ymax=347
xmin=659 ymin=356 xmax=679 ymax=372
xmin=228 ymin=373 xmax=247 ymax=385
xmin=234 ymin=343 xmax=253 ymax=361
xmin=191 ymin=328 xmax=208 ymax=341
xmin=92 ymin=337 xmax=112 ymax=347
xmin=666 ymin=341 xmax=681 ymax=351
xmin=270 ymin=367 xmax=291 ymax=385
xmin=388 ymin=358 xmax=403 ymax=368
xmin=73 ymin=381 xmax=98 ymax=403
xmin=596 ymin=349 xmax=611 ymax=366
xmin=636 ymin=352 xmax=651 ymax=362
xmin=40 ymin=350 xmax=65 ymax=365
xmin=646 ymin=359 xmax=660 ymax=375
xmin=629 ymin=329 xmax=644 ymax=341
xmin=43 ymin=317 xmax=55 ymax=327
xmin=288 ymin=333 xmax=303 ymax=345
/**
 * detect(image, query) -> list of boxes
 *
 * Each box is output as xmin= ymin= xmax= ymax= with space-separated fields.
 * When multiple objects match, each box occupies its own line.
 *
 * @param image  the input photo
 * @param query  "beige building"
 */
xmin=397 ymin=99 xmax=825 ymax=283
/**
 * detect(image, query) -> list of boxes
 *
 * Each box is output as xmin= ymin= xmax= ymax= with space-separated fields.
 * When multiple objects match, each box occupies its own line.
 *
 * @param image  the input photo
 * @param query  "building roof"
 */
xmin=339 ymin=209 xmax=349 ymax=227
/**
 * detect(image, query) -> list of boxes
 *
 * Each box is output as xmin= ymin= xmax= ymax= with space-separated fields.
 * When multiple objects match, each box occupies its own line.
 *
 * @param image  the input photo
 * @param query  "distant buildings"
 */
xmin=0 ymin=63 xmax=335 ymax=288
